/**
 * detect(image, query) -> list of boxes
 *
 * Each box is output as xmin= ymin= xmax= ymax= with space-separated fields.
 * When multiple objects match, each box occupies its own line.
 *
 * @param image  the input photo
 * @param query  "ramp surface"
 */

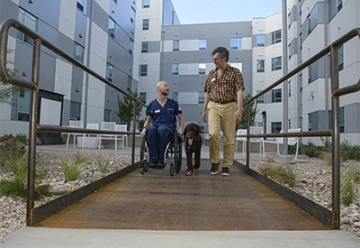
xmin=37 ymin=159 xmax=328 ymax=230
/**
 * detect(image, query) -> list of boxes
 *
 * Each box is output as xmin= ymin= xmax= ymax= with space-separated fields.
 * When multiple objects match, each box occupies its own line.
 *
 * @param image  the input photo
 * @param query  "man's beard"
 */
xmin=161 ymin=90 xmax=169 ymax=96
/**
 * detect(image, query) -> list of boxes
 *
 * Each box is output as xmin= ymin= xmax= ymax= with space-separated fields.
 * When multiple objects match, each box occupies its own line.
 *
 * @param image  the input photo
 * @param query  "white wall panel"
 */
xmin=59 ymin=0 xmax=76 ymax=39
xmin=180 ymin=40 xmax=198 ymax=51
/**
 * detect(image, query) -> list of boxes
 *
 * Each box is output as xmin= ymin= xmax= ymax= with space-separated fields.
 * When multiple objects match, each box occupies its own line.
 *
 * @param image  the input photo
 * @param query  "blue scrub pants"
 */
xmin=146 ymin=125 xmax=174 ymax=161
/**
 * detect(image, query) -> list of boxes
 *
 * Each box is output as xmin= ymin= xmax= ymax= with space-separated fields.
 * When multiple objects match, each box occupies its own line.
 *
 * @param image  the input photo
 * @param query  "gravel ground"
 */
xmin=1 ymin=149 xmax=359 ymax=240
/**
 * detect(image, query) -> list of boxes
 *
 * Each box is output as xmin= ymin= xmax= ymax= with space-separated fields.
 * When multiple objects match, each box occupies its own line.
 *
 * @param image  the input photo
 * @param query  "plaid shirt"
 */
xmin=204 ymin=64 xmax=244 ymax=103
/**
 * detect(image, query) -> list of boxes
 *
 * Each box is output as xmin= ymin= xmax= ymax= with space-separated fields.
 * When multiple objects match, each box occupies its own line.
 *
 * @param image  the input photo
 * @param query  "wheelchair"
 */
xmin=140 ymin=133 xmax=182 ymax=176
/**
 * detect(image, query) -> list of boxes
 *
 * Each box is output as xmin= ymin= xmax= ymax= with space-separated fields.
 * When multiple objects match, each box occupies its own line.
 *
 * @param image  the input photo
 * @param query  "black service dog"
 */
xmin=183 ymin=123 xmax=202 ymax=176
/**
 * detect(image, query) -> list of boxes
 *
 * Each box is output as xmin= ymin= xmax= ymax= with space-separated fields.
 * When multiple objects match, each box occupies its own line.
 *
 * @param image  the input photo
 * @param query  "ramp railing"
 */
xmin=0 ymin=19 xmax=147 ymax=225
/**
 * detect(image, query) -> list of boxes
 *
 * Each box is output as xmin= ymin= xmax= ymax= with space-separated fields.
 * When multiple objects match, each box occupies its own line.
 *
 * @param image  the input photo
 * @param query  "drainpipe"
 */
xmin=82 ymin=0 xmax=94 ymax=127
xmin=282 ymin=0 xmax=288 ymax=154
xmin=324 ymin=0 xmax=330 ymax=142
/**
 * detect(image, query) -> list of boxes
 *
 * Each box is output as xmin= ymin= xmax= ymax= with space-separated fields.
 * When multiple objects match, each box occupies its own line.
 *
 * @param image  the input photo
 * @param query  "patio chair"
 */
xmin=66 ymin=120 xmax=85 ymax=149
xmin=276 ymin=128 xmax=301 ymax=160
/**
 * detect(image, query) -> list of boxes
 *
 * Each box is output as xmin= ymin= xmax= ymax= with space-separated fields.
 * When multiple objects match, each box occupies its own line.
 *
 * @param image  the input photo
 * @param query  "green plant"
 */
xmin=0 ymin=49 xmax=20 ymax=105
xmin=303 ymin=142 xmax=323 ymax=158
xmin=116 ymin=89 xmax=144 ymax=130
xmin=94 ymin=155 xmax=110 ymax=173
xmin=73 ymin=152 xmax=88 ymax=165
xmin=262 ymin=164 xmax=296 ymax=187
xmin=266 ymin=156 xmax=275 ymax=163
xmin=237 ymin=93 xmax=259 ymax=129
xmin=0 ymin=133 xmax=27 ymax=144
xmin=60 ymin=156 xmax=84 ymax=182
xmin=340 ymin=176 xmax=355 ymax=206
xmin=352 ymin=170 xmax=360 ymax=184
xmin=340 ymin=140 xmax=360 ymax=161
xmin=0 ymin=177 xmax=26 ymax=197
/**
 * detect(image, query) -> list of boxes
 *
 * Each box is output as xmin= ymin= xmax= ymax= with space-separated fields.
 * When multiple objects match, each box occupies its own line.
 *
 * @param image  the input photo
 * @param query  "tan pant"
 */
xmin=207 ymin=101 xmax=237 ymax=168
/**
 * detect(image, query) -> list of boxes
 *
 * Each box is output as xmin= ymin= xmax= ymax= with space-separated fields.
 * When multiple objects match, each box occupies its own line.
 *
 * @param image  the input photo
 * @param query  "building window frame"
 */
xmin=140 ymin=92 xmax=147 ymax=104
xmin=129 ymin=38 xmax=134 ymax=54
xmin=140 ymin=64 xmax=148 ymax=76
xmin=173 ymin=40 xmax=179 ymax=51
xmin=271 ymin=30 xmax=281 ymax=44
xmin=199 ymin=40 xmax=207 ymax=50
xmin=142 ymin=19 xmax=149 ymax=30
xmin=271 ymin=122 xmax=282 ymax=133
xmin=142 ymin=41 xmax=149 ymax=53
xmin=104 ymin=109 xmax=111 ymax=122
xmin=74 ymin=42 xmax=85 ymax=63
xmin=70 ymin=101 xmax=81 ymax=121
xmin=17 ymin=8 xmax=37 ymax=45
xmin=271 ymin=56 xmax=282 ymax=71
xmin=199 ymin=63 xmax=206 ymax=75
xmin=257 ymin=60 xmax=265 ymax=72
xmin=143 ymin=0 xmax=150 ymax=8
xmin=77 ymin=0 xmax=87 ymax=13
xmin=256 ymin=34 xmax=265 ymax=47
xmin=272 ymin=89 xmax=282 ymax=103
xmin=108 ymin=17 xmax=115 ymax=38
xmin=172 ymin=64 xmax=179 ymax=75
xmin=338 ymin=45 xmax=344 ymax=71
xmin=337 ymin=0 xmax=343 ymax=11
xmin=257 ymin=90 xmax=264 ymax=103
xmin=130 ymin=7 xmax=136 ymax=24
xmin=230 ymin=38 xmax=242 ymax=50
xmin=339 ymin=107 xmax=344 ymax=133
xmin=106 ymin=63 xmax=113 ymax=82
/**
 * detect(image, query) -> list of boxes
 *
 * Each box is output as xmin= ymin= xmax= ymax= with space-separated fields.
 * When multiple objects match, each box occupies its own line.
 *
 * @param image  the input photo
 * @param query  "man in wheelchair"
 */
xmin=141 ymin=81 xmax=184 ymax=168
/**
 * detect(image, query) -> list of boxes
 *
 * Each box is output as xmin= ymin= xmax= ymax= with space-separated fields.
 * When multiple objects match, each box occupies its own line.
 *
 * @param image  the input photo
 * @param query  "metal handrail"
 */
xmin=240 ymin=27 xmax=360 ymax=229
xmin=0 ymin=19 xmax=146 ymax=225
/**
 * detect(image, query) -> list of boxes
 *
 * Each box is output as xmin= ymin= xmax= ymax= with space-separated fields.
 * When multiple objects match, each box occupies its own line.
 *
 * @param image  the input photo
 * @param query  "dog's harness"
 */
xmin=185 ymin=133 xmax=202 ymax=153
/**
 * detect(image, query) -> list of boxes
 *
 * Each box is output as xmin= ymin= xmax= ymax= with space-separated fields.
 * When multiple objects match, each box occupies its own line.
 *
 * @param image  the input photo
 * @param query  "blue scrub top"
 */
xmin=146 ymin=98 xmax=182 ymax=129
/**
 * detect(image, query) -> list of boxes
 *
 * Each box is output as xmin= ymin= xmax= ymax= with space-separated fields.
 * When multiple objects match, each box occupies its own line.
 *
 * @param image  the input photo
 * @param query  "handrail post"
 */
xmin=131 ymin=100 xmax=137 ymax=165
xmin=246 ymin=104 xmax=251 ymax=167
xmin=27 ymin=39 xmax=41 ymax=226
xmin=331 ymin=46 xmax=340 ymax=229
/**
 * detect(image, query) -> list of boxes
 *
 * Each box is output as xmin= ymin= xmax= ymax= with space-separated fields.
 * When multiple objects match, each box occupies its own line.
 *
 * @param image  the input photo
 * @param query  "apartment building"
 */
xmin=285 ymin=0 xmax=360 ymax=145
xmin=0 ymin=0 xmax=138 ymax=141
xmin=0 ymin=0 xmax=358 ymax=145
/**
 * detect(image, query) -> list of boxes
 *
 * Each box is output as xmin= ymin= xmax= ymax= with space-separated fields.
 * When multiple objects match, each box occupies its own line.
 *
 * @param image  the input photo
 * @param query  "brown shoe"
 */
xmin=221 ymin=167 xmax=230 ymax=176
xmin=210 ymin=163 xmax=219 ymax=175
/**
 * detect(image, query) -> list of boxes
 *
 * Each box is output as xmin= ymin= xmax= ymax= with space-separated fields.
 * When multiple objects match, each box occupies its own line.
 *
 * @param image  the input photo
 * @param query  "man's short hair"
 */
xmin=212 ymin=47 xmax=229 ymax=62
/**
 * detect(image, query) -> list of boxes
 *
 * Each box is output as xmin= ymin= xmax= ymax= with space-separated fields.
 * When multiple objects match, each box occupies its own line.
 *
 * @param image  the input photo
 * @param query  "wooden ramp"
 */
xmin=37 ymin=159 xmax=328 ymax=231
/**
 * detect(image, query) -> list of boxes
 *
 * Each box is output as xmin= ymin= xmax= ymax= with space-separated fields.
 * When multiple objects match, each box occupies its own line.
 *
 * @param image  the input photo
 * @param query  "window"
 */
xmin=307 ymin=14 xmax=312 ymax=34
xmin=299 ymin=32 xmax=303 ymax=50
xmin=143 ymin=0 xmax=150 ymax=8
xmin=308 ymin=114 xmax=312 ymax=131
xmin=338 ymin=45 xmax=344 ymax=71
xmin=199 ymin=40 xmax=207 ymax=50
xmin=257 ymin=90 xmax=264 ymax=103
xmin=339 ymin=107 xmax=344 ymax=133
xmin=142 ymin=19 xmax=149 ymax=30
xmin=230 ymin=38 xmax=242 ymax=50
xmin=106 ymin=63 xmax=113 ymax=82
xmin=130 ymin=7 xmax=135 ymax=24
xmin=257 ymin=60 xmax=264 ymax=72
xmin=255 ymin=122 xmax=263 ymax=127
xmin=271 ymin=30 xmax=281 ymax=44
xmin=127 ymin=76 xmax=132 ymax=92
xmin=17 ymin=9 xmax=37 ymax=45
xmin=172 ymin=64 xmax=179 ymax=75
xmin=140 ymin=65 xmax=147 ymax=76
xmin=77 ymin=0 xmax=86 ymax=13
xmin=108 ymin=17 xmax=115 ymax=38
xmin=199 ymin=63 xmax=206 ymax=74
xmin=337 ymin=0 xmax=342 ymax=11
xmin=299 ymin=74 xmax=303 ymax=92
xmin=140 ymin=92 xmax=146 ymax=104
xmin=104 ymin=109 xmax=111 ymax=122
xmin=113 ymin=0 xmax=117 ymax=3
xmin=308 ymin=66 xmax=312 ymax=83
xmin=173 ymin=40 xmax=179 ymax=51
xmin=272 ymin=89 xmax=282 ymax=103
xmin=129 ymin=38 xmax=134 ymax=54
xmin=198 ymin=92 xmax=205 ymax=104
xmin=11 ymin=89 xmax=30 ymax=121
xmin=256 ymin=34 xmax=265 ymax=47
xmin=288 ymin=81 xmax=291 ymax=97
xmin=171 ymin=92 xmax=178 ymax=101
xmin=70 ymin=101 xmax=81 ymax=121
xmin=142 ymin=42 xmax=148 ymax=53
xmin=271 ymin=122 xmax=282 ymax=133
xmin=74 ymin=43 xmax=84 ymax=63
xmin=271 ymin=56 xmax=282 ymax=71
xmin=288 ymin=119 xmax=291 ymax=129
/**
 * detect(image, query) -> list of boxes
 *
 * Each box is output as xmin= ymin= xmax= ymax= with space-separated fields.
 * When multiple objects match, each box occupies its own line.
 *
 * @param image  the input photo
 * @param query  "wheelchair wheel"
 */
xmin=140 ymin=136 xmax=148 ymax=174
xmin=170 ymin=163 xmax=175 ymax=176
xmin=174 ymin=134 xmax=182 ymax=174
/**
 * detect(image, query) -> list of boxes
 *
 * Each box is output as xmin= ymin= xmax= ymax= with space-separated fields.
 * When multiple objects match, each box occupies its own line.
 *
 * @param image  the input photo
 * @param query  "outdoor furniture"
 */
xmin=98 ymin=122 xmax=120 ymax=150
xmin=116 ymin=124 xmax=128 ymax=147
xmin=66 ymin=120 xmax=85 ymax=149
xmin=76 ymin=123 xmax=99 ymax=149
xmin=276 ymin=128 xmax=301 ymax=160
xmin=235 ymin=129 xmax=247 ymax=157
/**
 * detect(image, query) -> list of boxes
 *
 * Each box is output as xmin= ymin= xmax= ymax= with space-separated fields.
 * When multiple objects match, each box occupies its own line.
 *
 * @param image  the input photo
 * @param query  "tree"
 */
xmin=237 ymin=93 xmax=259 ymax=130
xmin=116 ymin=89 xmax=144 ymax=130
xmin=0 ymin=50 xmax=19 ymax=105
